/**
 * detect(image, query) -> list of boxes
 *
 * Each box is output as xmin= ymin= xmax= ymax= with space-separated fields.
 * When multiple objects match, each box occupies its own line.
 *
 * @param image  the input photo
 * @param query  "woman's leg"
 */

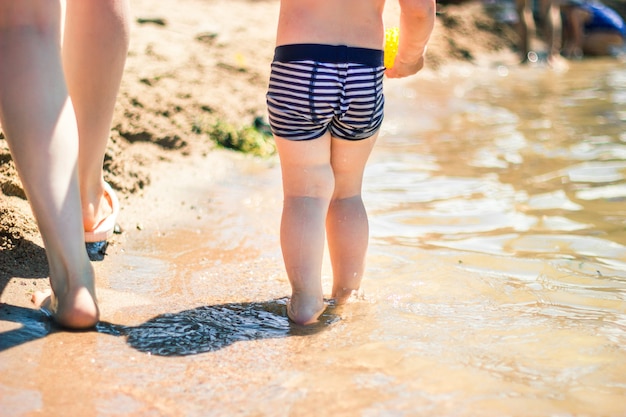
xmin=275 ymin=134 xmax=334 ymax=325
xmin=63 ymin=0 xmax=130 ymax=234
xmin=326 ymin=134 xmax=378 ymax=304
xmin=0 ymin=0 xmax=98 ymax=328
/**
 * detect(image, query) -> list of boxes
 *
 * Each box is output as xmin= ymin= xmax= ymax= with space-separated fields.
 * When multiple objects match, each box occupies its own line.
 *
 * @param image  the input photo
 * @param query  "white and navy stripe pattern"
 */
xmin=266 ymin=44 xmax=385 ymax=141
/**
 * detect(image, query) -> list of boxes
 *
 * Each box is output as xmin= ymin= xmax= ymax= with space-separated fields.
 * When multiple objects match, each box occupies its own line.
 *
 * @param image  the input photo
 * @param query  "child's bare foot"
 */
xmin=287 ymin=294 xmax=326 ymax=325
xmin=32 ymin=285 xmax=99 ymax=329
xmin=332 ymin=287 xmax=361 ymax=306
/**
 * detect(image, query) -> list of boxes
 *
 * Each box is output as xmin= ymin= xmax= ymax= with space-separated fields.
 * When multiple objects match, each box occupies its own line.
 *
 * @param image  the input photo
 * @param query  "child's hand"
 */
xmin=385 ymin=55 xmax=425 ymax=78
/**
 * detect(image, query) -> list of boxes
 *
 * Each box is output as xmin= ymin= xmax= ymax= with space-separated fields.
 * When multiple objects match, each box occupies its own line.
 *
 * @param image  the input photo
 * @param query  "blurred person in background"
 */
xmin=561 ymin=0 xmax=626 ymax=57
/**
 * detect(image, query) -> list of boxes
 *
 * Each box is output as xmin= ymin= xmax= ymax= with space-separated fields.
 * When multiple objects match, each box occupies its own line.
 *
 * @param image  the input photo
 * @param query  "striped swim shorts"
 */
xmin=266 ymin=44 xmax=385 ymax=141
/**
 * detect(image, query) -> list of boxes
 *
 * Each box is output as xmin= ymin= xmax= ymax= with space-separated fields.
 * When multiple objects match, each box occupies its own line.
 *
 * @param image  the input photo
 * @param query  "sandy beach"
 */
xmin=3 ymin=1 xmax=626 ymax=416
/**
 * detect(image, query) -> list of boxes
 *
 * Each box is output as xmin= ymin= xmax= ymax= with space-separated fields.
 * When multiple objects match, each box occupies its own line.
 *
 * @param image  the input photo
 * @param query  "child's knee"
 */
xmin=293 ymin=163 xmax=335 ymax=199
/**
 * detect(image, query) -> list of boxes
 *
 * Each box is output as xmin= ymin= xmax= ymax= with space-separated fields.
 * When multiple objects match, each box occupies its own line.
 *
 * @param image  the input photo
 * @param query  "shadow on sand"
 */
xmin=0 ymin=298 xmax=338 ymax=355
xmin=99 ymin=298 xmax=338 ymax=356
xmin=0 ymin=304 xmax=52 ymax=351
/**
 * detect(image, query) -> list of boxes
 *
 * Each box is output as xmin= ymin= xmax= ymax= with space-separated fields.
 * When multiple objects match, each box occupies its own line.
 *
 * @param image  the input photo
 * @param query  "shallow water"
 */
xmin=2 ymin=59 xmax=626 ymax=416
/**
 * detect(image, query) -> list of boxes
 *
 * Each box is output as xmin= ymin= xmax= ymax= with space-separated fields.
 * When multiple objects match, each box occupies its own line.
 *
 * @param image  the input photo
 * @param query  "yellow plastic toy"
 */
xmin=384 ymin=27 xmax=399 ymax=69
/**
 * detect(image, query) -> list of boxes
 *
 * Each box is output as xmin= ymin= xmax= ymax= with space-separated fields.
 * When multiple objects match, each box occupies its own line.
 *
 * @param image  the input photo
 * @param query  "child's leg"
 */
xmin=275 ymin=134 xmax=334 ymax=325
xmin=0 ymin=0 xmax=99 ymax=328
xmin=63 ymin=0 xmax=130 ymax=233
xmin=327 ymin=134 xmax=378 ymax=304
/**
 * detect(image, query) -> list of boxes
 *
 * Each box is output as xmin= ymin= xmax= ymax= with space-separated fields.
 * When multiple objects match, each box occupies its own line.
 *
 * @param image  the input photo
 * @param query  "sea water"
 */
xmin=358 ymin=58 xmax=626 ymax=416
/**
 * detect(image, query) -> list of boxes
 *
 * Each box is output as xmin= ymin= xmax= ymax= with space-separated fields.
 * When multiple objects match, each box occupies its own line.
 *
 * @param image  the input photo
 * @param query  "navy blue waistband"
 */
xmin=273 ymin=44 xmax=384 ymax=67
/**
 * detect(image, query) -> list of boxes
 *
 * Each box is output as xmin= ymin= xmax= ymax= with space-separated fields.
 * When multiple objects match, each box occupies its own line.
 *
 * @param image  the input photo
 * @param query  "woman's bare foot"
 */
xmin=32 ymin=282 xmax=99 ymax=329
xmin=83 ymin=190 xmax=113 ymax=233
xmin=83 ymin=182 xmax=119 ymax=242
xmin=287 ymin=294 xmax=326 ymax=325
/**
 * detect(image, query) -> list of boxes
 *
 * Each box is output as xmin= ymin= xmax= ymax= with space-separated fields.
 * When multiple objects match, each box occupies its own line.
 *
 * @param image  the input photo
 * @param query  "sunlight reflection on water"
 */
xmin=358 ymin=59 xmax=626 ymax=414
